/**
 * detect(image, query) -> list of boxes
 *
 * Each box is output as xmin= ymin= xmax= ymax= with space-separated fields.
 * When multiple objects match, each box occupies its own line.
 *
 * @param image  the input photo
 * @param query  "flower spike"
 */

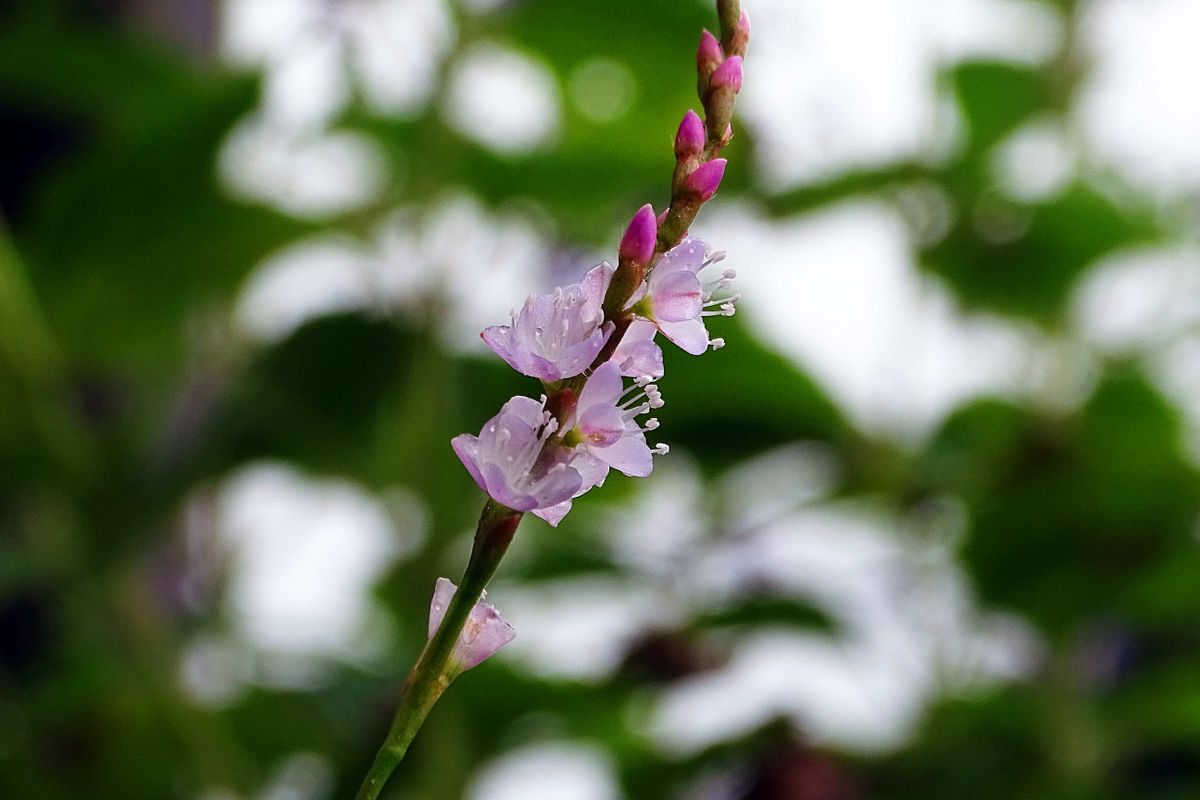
xmin=362 ymin=2 xmax=750 ymax=796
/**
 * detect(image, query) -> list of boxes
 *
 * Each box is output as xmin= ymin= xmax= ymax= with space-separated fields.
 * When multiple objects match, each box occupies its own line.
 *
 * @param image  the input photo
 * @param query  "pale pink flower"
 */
xmin=482 ymin=264 xmax=615 ymax=382
xmin=536 ymin=362 xmax=668 ymax=525
xmin=568 ymin=361 xmax=666 ymax=478
xmin=628 ymin=237 xmax=738 ymax=355
xmin=428 ymin=578 xmax=515 ymax=672
xmin=451 ymin=395 xmax=582 ymax=522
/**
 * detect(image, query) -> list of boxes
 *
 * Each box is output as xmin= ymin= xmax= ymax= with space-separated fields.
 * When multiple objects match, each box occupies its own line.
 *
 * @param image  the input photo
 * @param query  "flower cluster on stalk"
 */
xmin=350 ymin=10 xmax=752 ymax=800
xmin=450 ymin=11 xmax=749 ymax=531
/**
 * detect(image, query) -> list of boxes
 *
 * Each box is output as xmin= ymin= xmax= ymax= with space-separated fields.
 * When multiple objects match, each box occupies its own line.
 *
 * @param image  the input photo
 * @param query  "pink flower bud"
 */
xmin=674 ymin=110 xmax=706 ymax=159
xmin=656 ymin=208 xmax=669 ymax=226
xmin=697 ymin=29 xmax=723 ymax=74
xmin=429 ymin=578 xmax=516 ymax=672
xmin=684 ymin=158 xmax=727 ymax=201
xmin=710 ymin=56 xmax=743 ymax=93
xmin=739 ymin=10 xmax=751 ymax=39
xmin=620 ymin=204 xmax=657 ymax=265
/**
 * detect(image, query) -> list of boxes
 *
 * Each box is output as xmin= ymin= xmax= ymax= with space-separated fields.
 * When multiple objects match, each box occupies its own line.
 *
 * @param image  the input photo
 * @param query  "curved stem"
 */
xmin=355 ymin=500 xmax=522 ymax=800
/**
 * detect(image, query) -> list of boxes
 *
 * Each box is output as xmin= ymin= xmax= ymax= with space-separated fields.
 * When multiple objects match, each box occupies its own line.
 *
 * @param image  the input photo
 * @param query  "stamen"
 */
xmin=709 ymin=338 xmax=725 ymax=350
xmin=620 ymin=381 xmax=645 ymax=401
xmin=652 ymin=443 xmax=670 ymax=455
xmin=640 ymin=418 xmax=660 ymax=433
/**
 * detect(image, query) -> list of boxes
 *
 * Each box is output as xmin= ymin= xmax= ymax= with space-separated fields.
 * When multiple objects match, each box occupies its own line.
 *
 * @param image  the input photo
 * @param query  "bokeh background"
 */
xmin=3 ymin=0 xmax=1200 ymax=798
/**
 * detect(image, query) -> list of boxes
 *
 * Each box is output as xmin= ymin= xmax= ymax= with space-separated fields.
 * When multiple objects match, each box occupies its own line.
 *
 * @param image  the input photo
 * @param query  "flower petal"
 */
xmin=532 ymin=499 xmax=572 ymax=527
xmin=481 ymin=325 xmax=522 ymax=371
xmin=658 ymin=317 xmax=710 ymax=355
xmin=527 ymin=461 xmax=583 ymax=511
xmin=556 ymin=321 xmax=614 ymax=379
xmin=570 ymin=451 xmax=610 ymax=492
xmin=481 ymin=462 xmax=538 ymax=511
xmin=577 ymin=361 xmax=624 ymax=414
xmin=611 ymin=320 xmax=664 ymax=378
xmin=649 ymin=269 xmax=703 ymax=323
xmin=450 ymin=434 xmax=487 ymax=494
xmin=522 ymin=351 xmax=564 ymax=382
xmin=593 ymin=431 xmax=654 ymax=477
xmin=497 ymin=395 xmax=550 ymax=430
xmin=428 ymin=578 xmax=516 ymax=671
xmin=459 ymin=599 xmax=517 ymax=670
xmin=579 ymin=404 xmax=625 ymax=447
xmin=581 ymin=261 xmax=614 ymax=309
xmin=655 ymin=237 xmax=708 ymax=275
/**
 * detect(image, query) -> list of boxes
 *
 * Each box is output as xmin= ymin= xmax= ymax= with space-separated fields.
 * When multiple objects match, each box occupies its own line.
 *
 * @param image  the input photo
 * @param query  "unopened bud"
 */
xmin=674 ymin=109 xmax=706 ymax=159
xmin=696 ymin=30 xmax=723 ymax=78
xmin=710 ymin=56 xmax=743 ymax=94
xmin=620 ymin=204 xmax=657 ymax=265
xmin=729 ymin=10 xmax=751 ymax=56
xmin=683 ymin=158 xmax=727 ymax=201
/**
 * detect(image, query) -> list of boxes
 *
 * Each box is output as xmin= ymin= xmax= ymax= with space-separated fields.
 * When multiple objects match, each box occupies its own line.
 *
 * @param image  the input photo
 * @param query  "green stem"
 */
xmin=355 ymin=500 xmax=522 ymax=800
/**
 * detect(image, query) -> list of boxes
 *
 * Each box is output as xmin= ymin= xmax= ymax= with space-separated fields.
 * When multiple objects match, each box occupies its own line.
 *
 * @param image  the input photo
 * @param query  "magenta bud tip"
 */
xmin=674 ymin=110 xmax=706 ymax=158
xmin=697 ymin=29 xmax=723 ymax=70
xmin=710 ymin=56 xmax=743 ymax=93
xmin=620 ymin=204 xmax=658 ymax=264
xmin=739 ymin=10 xmax=751 ymax=37
xmin=656 ymin=208 xmax=669 ymax=226
xmin=685 ymin=159 xmax=727 ymax=201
